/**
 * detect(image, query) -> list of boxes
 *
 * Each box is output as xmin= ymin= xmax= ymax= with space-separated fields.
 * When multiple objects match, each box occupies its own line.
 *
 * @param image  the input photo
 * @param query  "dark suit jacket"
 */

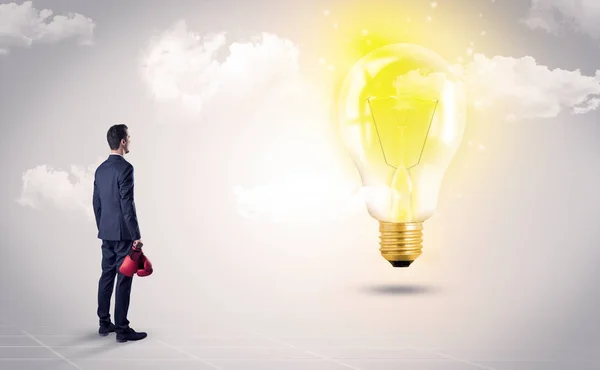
xmin=92 ymin=154 xmax=141 ymax=241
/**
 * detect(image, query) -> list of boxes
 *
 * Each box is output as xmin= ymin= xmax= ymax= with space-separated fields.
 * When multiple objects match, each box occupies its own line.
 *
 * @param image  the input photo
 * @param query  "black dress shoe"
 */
xmin=98 ymin=322 xmax=116 ymax=337
xmin=116 ymin=327 xmax=147 ymax=343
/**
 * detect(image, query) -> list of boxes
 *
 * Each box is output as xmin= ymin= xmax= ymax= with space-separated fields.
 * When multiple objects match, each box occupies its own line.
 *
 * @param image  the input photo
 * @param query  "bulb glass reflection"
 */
xmin=338 ymin=43 xmax=466 ymax=267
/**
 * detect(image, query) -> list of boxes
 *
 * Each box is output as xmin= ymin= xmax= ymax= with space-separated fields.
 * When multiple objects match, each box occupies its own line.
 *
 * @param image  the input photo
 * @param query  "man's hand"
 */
xmin=133 ymin=240 xmax=143 ymax=249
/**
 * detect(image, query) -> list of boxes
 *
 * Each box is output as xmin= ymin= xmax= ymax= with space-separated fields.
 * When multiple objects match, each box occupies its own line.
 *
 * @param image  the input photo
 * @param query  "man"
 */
xmin=92 ymin=124 xmax=147 ymax=343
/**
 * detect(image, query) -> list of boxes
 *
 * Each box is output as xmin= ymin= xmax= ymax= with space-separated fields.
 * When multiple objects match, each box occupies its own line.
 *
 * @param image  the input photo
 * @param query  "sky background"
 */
xmin=2 ymin=0 xmax=600 ymax=363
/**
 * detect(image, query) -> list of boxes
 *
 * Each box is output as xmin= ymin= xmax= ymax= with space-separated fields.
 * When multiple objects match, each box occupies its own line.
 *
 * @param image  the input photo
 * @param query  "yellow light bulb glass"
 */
xmin=338 ymin=43 xmax=467 ymax=267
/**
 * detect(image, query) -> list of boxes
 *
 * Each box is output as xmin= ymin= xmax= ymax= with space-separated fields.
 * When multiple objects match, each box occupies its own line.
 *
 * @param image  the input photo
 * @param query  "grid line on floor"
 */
xmin=256 ymin=333 xmax=368 ymax=370
xmin=409 ymin=346 xmax=498 ymax=370
xmin=21 ymin=329 xmax=82 ymax=369
xmin=157 ymin=339 xmax=222 ymax=369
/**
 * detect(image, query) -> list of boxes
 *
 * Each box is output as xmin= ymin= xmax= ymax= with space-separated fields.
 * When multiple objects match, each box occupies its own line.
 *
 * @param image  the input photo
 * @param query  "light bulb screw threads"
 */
xmin=379 ymin=221 xmax=423 ymax=267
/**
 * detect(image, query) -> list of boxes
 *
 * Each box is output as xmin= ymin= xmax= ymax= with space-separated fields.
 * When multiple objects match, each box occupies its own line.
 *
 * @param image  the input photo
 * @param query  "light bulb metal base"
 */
xmin=379 ymin=221 xmax=423 ymax=268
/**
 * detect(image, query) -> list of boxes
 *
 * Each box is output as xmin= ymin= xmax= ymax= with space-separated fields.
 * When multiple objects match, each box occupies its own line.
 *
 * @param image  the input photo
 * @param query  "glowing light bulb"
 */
xmin=338 ymin=43 xmax=467 ymax=267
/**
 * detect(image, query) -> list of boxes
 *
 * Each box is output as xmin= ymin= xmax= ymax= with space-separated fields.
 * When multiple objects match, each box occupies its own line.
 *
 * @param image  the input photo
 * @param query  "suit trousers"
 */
xmin=97 ymin=240 xmax=133 ymax=329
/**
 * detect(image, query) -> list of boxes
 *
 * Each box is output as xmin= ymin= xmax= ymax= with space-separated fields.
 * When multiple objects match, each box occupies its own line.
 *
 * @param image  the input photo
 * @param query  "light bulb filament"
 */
xmin=367 ymin=95 xmax=439 ymax=170
xmin=396 ymin=123 xmax=406 ymax=167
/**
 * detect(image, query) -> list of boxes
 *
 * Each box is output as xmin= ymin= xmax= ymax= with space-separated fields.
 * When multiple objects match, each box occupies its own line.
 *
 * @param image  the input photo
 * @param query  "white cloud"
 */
xmin=140 ymin=20 xmax=301 ymax=118
xmin=0 ymin=1 xmax=95 ymax=55
xmin=17 ymin=159 xmax=102 ymax=220
xmin=459 ymin=53 xmax=600 ymax=119
xmin=523 ymin=0 xmax=600 ymax=38
xmin=575 ymin=97 xmax=600 ymax=113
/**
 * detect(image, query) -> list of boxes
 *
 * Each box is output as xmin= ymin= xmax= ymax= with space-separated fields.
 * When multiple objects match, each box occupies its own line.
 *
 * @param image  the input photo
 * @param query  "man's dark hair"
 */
xmin=107 ymin=124 xmax=128 ymax=150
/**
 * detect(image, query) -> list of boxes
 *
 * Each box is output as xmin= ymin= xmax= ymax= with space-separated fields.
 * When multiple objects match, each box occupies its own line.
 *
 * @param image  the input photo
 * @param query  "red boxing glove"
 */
xmin=136 ymin=254 xmax=153 ymax=277
xmin=119 ymin=246 xmax=143 ymax=277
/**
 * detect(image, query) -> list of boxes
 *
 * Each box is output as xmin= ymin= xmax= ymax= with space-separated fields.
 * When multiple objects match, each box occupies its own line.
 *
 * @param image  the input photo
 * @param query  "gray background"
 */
xmin=1 ymin=0 xmax=600 ymax=369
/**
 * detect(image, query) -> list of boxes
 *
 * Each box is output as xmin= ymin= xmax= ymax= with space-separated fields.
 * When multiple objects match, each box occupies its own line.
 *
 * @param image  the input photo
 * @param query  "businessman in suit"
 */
xmin=93 ymin=124 xmax=147 ymax=343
